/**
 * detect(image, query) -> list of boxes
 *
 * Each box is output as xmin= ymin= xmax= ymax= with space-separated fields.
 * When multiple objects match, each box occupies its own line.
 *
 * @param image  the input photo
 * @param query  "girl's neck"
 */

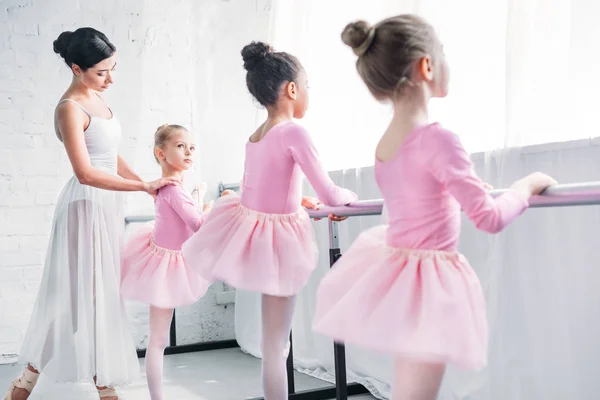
xmin=391 ymin=90 xmax=430 ymax=132
xmin=265 ymin=104 xmax=294 ymax=127
xmin=161 ymin=166 xmax=184 ymax=182
xmin=252 ymin=106 xmax=294 ymax=141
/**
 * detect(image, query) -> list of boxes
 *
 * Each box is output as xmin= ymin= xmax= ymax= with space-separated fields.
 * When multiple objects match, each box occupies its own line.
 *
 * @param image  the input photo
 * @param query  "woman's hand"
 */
xmin=143 ymin=177 xmax=179 ymax=197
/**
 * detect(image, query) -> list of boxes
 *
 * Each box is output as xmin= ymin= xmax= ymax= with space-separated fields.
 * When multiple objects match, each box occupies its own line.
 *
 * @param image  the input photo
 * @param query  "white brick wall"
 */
xmin=0 ymin=0 xmax=271 ymax=362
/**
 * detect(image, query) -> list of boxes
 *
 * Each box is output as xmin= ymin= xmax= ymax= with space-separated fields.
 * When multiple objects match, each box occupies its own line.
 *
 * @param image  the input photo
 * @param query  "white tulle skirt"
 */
xmin=18 ymin=176 xmax=140 ymax=387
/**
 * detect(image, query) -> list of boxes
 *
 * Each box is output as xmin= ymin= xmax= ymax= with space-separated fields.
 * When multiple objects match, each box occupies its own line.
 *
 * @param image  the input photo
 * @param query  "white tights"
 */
xmin=391 ymin=358 xmax=445 ymax=400
xmin=261 ymin=294 xmax=296 ymax=400
xmin=146 ymin=306 xmax=174 ymax=400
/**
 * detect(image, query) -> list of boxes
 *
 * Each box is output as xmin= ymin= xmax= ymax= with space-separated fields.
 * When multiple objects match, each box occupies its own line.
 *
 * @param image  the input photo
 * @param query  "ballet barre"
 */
xmin=126 ymin=181 xmax=600 ymax=400
xmin=306 ymin=181 xmax=600 ymax=219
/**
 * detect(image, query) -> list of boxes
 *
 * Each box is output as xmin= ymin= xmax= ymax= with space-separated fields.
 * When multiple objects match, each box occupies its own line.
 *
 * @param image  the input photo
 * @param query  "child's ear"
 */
xmin=154 ymin=147 xmax=164 ymax=161
xmin=285 ymin=81 xmax=297 ymax=100
xmin=417 ymin=55 xmax=434 ymax=82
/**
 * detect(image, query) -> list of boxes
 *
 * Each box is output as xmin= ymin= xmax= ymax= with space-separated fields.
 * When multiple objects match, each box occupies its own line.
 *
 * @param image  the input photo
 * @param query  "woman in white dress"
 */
xmin=4 ymin=28 xmax=177 ymax=400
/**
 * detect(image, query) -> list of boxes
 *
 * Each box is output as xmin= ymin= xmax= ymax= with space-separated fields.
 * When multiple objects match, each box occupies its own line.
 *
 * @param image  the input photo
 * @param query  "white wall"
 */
xmin=0 ymin=0 xmax=271 ymax=361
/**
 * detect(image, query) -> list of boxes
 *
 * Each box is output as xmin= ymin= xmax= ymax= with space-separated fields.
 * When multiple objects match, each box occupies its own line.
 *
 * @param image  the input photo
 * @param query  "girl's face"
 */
xmin=292 ymin=69 xmax=310 ymax=118
xmin=431 ymin=46 xmax=449 ymax=98
xmin=413 ymin=43 xmax=449 ymax=100
xmin=73 ymin=54 xmax=117 ymax=92
xmin=156 ymin=129 xmax=196 ymax=171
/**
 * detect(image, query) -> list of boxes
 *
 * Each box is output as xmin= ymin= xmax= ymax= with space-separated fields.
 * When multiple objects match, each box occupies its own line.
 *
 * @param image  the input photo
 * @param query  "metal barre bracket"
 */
xmin=218 ymin=181 xmax=241 ymax=197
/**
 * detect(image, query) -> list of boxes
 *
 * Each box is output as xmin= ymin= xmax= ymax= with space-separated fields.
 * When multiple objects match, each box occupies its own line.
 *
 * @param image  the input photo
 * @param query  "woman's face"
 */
xmin=74 ymin=54 xmax=117 ymax=92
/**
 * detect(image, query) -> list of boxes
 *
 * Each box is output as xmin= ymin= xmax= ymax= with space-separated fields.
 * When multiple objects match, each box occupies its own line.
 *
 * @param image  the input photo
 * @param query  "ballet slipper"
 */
xmin=3 ymin=368 xmax=39 ymax=399
xmin=97 ymin=386 xmax=119 ymax=399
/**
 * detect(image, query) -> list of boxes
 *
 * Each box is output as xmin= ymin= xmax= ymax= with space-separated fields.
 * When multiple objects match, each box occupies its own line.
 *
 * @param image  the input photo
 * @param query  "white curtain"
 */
xmin=264 ymin=0 xmax=600 ymax=162
xmin=235 ymin=1 xmax=600 ymax=399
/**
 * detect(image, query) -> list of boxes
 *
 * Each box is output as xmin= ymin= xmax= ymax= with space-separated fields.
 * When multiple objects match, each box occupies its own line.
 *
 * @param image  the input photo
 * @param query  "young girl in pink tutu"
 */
xmin=120 ymin=124 xmax=212 ymax=400
xmin=182 ymin=42 xmax=357 ymax=399
xmin=312 ymin=15 xmax=557 ymax=400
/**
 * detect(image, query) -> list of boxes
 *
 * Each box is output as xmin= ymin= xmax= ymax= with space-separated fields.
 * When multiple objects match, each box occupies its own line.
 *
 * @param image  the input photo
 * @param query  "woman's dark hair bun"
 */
xmin=53 ymin=27 xmax=116 ymax=71
xmin=53 ymin=31 xmax=73 ymax=59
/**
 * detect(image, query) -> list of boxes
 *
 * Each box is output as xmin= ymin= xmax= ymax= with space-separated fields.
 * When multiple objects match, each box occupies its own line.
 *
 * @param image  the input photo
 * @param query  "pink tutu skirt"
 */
xmin=313 ymin=225 xmax=487 ymax=370
xmin=181 ymin=193 xmax=318 ymax=296
xmin=121 ymin=222 xmax=210 ymax=308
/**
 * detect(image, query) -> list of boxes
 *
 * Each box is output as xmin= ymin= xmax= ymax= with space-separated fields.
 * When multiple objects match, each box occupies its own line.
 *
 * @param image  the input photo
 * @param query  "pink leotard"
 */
xmin=376 ymin=123 xmax=529 ymax=250
xmin=152 ymin=184 xmax=205 ymax=250
xmin=241 ymin=121 xmax=357 ymax=213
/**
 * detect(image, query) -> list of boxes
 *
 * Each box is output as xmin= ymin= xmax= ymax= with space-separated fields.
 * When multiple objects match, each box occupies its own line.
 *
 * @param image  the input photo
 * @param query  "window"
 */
xmin=270 ymin=0 xmax=600 ymax=170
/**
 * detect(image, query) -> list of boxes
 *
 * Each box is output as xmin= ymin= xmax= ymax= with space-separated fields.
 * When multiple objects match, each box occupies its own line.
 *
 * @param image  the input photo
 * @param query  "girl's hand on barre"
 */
xmin=511 ymin=172 xmax=557 ymax=198
xmin=527 ymin=172 xmax=557 ymax=195
xmin=328 ymin=214 xmax=348 ymax=222
xmin=301 ymin=197 xmax=349 ymax=222
xmin=301 ymin=196 xmax=322 ymax=210
xmin=221 ymin=189 xmax=235 ymax=197
xmin=483 ymin=182 xmax=493 ymax=191
xmin=302 ymin=196 xmax=324 ymax=220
